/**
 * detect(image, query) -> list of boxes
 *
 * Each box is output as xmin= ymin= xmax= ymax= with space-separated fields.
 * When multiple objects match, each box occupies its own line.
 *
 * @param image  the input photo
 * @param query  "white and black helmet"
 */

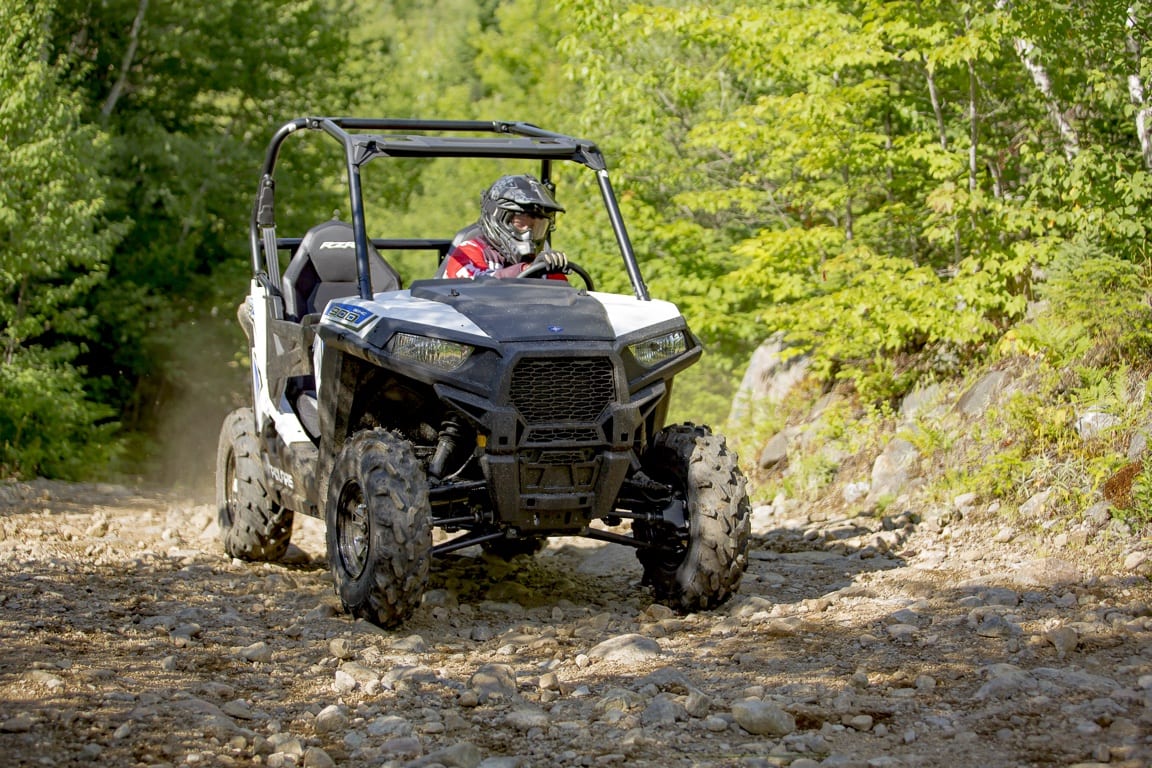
xmin=479 ymin=174 xmax=565 ymax=260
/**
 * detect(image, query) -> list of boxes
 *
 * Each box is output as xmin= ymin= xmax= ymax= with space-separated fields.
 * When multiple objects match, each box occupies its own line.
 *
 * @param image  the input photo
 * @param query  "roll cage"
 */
xmin=248 ymin=117 xmax=651 ymax=301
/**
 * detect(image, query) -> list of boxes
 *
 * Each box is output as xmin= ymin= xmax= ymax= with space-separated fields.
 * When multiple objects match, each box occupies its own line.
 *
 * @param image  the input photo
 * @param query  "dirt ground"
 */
xmin=1 ymin=478 xmax=1150 ymax=768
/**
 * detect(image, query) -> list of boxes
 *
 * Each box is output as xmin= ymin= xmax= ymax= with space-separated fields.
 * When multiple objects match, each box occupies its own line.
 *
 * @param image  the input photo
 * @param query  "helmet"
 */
xmin=479 ymin=175 xmax=565 ymax=260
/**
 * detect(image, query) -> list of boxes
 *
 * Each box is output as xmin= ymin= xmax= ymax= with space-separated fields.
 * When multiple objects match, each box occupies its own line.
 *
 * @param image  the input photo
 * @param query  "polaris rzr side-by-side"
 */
xmin=216 ymin=117 xmax=750 ymax=628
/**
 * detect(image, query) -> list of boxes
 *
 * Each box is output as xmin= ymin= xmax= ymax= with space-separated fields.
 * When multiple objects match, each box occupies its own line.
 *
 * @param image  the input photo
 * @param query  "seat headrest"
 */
xmin=298 ymin=221 xmax=361 ymax=281
xmin=282 ymin=220 xmax=402 ymax=319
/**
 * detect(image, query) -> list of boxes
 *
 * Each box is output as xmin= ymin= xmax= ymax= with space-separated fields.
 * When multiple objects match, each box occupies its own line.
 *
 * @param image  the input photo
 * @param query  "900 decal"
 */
xmin=325 ymin=302 xmax=376 ymax=330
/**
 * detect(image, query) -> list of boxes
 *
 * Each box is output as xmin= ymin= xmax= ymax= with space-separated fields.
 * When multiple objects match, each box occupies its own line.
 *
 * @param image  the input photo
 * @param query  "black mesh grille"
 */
xmin=525 ymin=426 xmax=602 ymax=444
xmin=510 ymin=357 xmax=616 ymax=424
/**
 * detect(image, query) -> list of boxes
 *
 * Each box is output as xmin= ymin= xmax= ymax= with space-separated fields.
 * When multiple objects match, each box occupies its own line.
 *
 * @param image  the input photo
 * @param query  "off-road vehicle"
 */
xmin=216 ymin=117 xmax=750 ymax=628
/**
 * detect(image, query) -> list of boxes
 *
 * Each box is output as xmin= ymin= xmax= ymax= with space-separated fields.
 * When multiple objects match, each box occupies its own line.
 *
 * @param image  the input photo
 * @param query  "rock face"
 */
xmin=0 ymin=478 xmax=1151 ymax=768
xmin=865 ymin=438 xmax=920 ymax=508
xmin=730 ymin=334 xmax=811 ymax=424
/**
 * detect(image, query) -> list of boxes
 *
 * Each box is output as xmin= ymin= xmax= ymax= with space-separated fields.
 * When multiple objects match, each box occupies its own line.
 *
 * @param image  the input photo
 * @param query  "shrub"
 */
xmin=0 ymin=356 xmax=119 ymax=480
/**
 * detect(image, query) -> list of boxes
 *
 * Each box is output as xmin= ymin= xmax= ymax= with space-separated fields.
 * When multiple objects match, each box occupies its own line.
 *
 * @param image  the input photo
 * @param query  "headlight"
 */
xmin=387 ymin=333 xmax=472 ymax=370
xmin=629 ymin=330 xmax=688 ymax=367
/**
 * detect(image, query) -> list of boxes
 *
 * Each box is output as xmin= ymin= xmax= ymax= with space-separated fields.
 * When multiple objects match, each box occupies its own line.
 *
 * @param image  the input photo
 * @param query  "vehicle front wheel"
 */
xmin=215 ymin=407 xmax=294 ymax=561
xmin=633 ymin=424 xmax=750 ymax=612
xmin=325 ymin=429 xmax=432 ymax=628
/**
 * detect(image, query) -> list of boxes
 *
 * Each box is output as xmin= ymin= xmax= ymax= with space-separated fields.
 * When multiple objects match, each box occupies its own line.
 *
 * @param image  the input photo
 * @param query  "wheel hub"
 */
xmin=337 ymin=485 xmax=370 ymax=579
xmin=222 ymin=450 xmax=239 ymax=527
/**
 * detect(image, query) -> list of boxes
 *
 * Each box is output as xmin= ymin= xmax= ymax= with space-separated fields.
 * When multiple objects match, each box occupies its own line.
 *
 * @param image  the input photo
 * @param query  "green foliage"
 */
xmin=731 ymin=233 xmax=991 ymax=394
xmin=557 ymin=2 xmax=952 ymax=401
xmin=1121 ymin=462 xmax=1152 ymax=530
xmin=665 ymin=355 xmax=737 ymax=429
xmin=1020 ymin=247 xmax=1152 ymax=367
xmin=0 ymin=0 xmax=121 ymax=479
xmin=0 ymin=354 xmax=118 ymax=480
xmin=338 ymin=0 xmax=587 ymax=282
xmin=748 ymin=387 xmax=890 ymax=505
xmin=782 ymin=449 xmax=841 ymax=500
xmin=554 ymin=0 xmax=1152 ymax=409
xmin=51 ymin=0 xmax=353 ymax=445
xmin=0 ymin=1 xmax=115 ymax=352
xmin=7 ymin=0 xmax=1152 ymax=486
xmin=1001 ymin=390 xmax=1077 ymax=456
xmin=952 ymin=357 xmax=1141 ymax=518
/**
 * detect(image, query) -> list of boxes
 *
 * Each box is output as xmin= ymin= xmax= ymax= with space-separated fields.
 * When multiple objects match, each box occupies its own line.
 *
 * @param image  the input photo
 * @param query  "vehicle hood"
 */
xmin=318 ymin=280 xmax=688 ymax=348
xmin=407 ymin=280 xmax=614 ymax=342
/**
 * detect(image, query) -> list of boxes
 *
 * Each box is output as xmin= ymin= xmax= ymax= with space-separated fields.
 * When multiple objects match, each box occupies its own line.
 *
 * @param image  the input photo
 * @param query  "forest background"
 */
xmin=3 ymin=0 xmax=1152 ymax=510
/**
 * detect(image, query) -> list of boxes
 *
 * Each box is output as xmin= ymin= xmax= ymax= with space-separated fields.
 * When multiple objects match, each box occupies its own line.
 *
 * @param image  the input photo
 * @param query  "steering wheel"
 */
xmin=517 ymin=260 xmax=595 ymax=291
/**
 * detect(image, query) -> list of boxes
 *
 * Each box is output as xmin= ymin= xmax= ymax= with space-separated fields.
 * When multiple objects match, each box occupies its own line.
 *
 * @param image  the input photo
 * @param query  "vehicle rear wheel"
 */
xmin=633 ymin=424 xmax=750 ymax=612
xmin=325 ymin=429 xmax=432 ymax=628
xmin=215 ymin=407 xmax=294 ymax=561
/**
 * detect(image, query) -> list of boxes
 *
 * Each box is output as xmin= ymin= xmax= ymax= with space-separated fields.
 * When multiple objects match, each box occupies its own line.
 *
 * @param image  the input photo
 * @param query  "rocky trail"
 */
xmin=1 ymin=479 xmax=1150 ymax=768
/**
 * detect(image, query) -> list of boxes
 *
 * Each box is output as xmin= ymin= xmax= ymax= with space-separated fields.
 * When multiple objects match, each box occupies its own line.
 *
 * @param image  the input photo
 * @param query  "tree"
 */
xmin=38 ymin=0 xmax=353 ymax=467
xmin=556 ymin=0 xmax=1152 ymax=406
xmin=0 ymin=1 xmax=119 ymax=478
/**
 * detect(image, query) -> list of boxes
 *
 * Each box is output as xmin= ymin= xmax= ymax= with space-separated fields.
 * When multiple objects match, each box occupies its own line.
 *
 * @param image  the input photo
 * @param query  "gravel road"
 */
xmin=1 ymin=479 xmax=1150 ymax=768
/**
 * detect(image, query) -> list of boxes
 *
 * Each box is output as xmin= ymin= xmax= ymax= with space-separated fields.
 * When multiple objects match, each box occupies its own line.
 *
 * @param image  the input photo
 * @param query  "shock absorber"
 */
xmin=428 ymin=416 xmax=462 ymax=480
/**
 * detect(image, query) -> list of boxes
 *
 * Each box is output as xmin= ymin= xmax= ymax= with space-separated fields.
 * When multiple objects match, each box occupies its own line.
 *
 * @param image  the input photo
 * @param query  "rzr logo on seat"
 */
xmin=319 ymin=241 xmax=355 ymax=250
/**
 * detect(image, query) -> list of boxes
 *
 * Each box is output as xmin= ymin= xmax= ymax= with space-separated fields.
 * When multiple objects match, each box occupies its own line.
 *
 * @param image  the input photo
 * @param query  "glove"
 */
xmin=532 ymin=250 xmax=568 ymax=271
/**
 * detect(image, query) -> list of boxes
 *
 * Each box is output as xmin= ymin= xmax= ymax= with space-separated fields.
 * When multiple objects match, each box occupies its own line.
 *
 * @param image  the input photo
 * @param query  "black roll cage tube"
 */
xmin=248 ymin=117 xmax=651 ymax=301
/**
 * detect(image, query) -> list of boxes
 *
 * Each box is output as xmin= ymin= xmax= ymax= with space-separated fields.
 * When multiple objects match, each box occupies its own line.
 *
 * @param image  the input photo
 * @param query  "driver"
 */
xmin=441 ymin=174 xmax=569 ymax=280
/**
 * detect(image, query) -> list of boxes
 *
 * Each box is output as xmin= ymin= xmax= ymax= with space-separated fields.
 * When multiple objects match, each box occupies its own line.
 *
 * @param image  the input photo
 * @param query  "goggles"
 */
xmin=509 ymin=209 xmax=554 ymax=241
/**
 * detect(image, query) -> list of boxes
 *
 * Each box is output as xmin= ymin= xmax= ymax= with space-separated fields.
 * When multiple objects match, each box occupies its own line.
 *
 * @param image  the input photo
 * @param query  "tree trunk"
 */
xmin=101 ymin=0 xmax=149 ymax=121
xmin=5 ymin=276 xmax=29 ymax=366
xmin=968 ymin=58 xmax=978 ymax=193
xmin=924 ymin=60 xmax=948 ymax=150
xmin=996 ymin=0 xmax=1079 ymax=160
xmin=986 ymin=159 xmax=1004 ymax=199
xmin=843 ymin=167 xmax=854 ymax=242
xmin=1014 ymin=37 xmax=1080 ymax=160
xmin=1127 ymin=6 xmax=1152 ymax=170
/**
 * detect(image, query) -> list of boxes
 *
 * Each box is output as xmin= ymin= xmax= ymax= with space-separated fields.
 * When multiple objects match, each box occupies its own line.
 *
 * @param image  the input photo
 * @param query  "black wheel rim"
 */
xmin=336 ymin=483 xmax=369 ymax=579
xmin=222 ymin=447 xmax=238 ymax=528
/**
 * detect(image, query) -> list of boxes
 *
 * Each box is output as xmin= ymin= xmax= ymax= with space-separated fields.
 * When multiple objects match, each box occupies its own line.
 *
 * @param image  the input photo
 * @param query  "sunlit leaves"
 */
xmin=0 ymin=0 xmax=120 ymax=478
xmin=0 ymin=1 xmax=114 ymax=352
xmin=553 ymin=0 xmax=1152 ymax=407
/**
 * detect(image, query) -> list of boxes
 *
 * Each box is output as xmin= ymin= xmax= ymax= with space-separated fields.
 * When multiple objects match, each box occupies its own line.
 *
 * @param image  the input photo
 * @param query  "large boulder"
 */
xmin=729 ymin=334 xmax=811 ymax=424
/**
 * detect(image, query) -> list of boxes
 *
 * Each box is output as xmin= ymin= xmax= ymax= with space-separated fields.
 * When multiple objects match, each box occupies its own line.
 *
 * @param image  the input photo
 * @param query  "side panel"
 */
xmin=314 ymin=342 xmax=355 ymax=511
xmin=248 ymin=279 xmax=319 ymax=513
xmin=249 ymin=280 xmax=311 ymax=444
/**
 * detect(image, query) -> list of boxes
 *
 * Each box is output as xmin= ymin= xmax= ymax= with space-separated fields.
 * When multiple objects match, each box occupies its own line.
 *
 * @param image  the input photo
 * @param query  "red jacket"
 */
xmin=442 ymin=228 xmax=568 ymax=282
xmin=442 ymin=233 xmax=525 ymax=279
